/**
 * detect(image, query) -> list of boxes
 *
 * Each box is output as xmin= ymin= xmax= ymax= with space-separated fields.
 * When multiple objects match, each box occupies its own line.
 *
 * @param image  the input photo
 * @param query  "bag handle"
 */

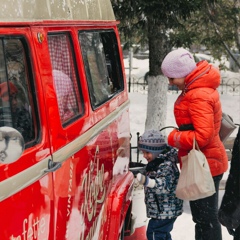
xmin=159 ymin=126 xmax=177 ymax=131
xmin=193 ymin=136 xmax=200 ymax=151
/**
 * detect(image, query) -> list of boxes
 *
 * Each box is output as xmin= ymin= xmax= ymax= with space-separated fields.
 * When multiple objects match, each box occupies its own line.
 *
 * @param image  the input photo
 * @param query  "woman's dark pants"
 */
xmin=189 ymin=174 xmax=223 ymax=240
xmin=234 ymin=226 xmax=240 ymax=240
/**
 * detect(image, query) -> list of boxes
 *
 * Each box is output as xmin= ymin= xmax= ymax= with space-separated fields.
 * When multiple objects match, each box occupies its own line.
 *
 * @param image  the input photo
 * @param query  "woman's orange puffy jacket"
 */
xmin=168 ymin=60 xmax=228 ymax=177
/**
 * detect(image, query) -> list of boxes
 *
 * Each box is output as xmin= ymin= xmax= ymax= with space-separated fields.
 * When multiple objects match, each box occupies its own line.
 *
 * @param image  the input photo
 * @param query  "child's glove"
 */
xmin=136 ymin=173 xmax=155 ymax=188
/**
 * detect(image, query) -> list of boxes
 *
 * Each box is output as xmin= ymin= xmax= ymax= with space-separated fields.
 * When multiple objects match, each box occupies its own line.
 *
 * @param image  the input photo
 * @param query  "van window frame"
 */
xmin=0 ymin=36 xmax=39 ymax=148
xmin=47 ymin=32 xmax=85 ymax=127
xmin=78 ymin=29 xmax=124 ymax=109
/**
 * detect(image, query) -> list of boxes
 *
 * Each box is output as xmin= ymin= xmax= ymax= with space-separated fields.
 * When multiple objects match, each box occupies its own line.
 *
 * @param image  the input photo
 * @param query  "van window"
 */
xmin=0 ymin=38 xmax=35 ymax=144
xmin=79 ymin=30 xmax=124 ymax=108
xmin=48 ymin=34 xmax=84 ymax=125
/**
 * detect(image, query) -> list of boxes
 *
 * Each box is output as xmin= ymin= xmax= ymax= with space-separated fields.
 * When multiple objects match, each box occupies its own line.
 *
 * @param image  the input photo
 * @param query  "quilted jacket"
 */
xmin=168 ymin=60 xmax=228 ymax=177
xmin=144 ymin=147 xmax=183 ymax=219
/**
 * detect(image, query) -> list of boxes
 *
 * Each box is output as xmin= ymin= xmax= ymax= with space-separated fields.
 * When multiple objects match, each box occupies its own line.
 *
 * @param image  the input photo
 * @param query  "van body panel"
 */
xmin=0 ymin=1 xmax=133 ymax=239
xmin=0 ymin=27 xmax=54 ymax=239
xmin=0 ymin=157 xmax=49 ymax=201
xmin=105 ymin=172 xmax=134 ymax=240
xmin=0 ymin=99 xmax=129 ymax=201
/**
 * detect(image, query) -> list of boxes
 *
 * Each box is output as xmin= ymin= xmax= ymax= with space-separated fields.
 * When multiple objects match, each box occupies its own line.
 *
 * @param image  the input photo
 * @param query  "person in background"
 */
xmin=0 ymin=81 xmax=18 ymax=127
xmin=52 ymin=69 xmax=77 ymax=122
xmin=136 ymin=129 xmax=183 ymax=240
xmin=0 ymin=81 xmax=33 ymax=142
xmin=218 ymin=126 xmax=240 ymax=240
xmin=161 ymin=48 xmax=228 ymax=240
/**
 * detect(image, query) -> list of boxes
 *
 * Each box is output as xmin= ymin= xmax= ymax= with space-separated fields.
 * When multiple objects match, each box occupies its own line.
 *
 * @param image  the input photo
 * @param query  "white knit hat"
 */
xmin=138 ymin=129 xmax=167 ymax=156
xmin=161 ymin=48 xmax=197 ymax=78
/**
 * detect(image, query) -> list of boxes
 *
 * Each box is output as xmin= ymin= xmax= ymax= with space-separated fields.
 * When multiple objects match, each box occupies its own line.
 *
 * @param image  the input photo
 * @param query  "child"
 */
xmin=136 ymin=129 xmax=183 ymax=240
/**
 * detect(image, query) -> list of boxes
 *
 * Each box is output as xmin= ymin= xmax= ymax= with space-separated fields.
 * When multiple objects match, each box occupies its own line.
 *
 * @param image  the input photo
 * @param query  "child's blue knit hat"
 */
xmin=138 ymin=129 xmax=167 ymax=155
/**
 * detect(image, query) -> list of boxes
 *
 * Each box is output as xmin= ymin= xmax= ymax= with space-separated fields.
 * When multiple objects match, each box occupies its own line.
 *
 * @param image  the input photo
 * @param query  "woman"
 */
xmin=161 ymin=48 xmax=228 ymax=240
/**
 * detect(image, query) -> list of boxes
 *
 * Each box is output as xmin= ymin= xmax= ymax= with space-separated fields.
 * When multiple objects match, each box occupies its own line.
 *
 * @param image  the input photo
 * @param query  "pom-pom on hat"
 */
xmin=161 ymin=48 xmax=197 ymax=78
xmin=138 ymin=129 xmax=167 ymax=157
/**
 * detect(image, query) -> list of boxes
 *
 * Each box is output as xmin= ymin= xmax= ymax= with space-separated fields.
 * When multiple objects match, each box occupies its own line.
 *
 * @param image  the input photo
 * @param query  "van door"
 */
xmin=31 ymin=26 xmax=132 ymax=239
xmin=0 ymin=28 xmax=54 ymax=239
xmin=32 ymin=28 xmax=91 ymax=239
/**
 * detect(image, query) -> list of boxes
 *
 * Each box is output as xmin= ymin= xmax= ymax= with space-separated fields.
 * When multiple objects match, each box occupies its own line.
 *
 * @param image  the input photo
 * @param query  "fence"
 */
xmin=128 ymin=75 xmax=240 ymax=96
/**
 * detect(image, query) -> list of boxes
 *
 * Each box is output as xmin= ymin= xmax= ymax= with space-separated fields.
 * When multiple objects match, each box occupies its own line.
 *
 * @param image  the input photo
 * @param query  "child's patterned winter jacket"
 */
xmin=144 ymin=147 xmax=183 ymax=219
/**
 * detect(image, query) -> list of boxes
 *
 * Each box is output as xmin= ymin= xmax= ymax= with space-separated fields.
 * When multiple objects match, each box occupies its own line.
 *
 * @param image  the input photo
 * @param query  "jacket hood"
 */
xmin=184 ymin=60 xmax=220 ymax=91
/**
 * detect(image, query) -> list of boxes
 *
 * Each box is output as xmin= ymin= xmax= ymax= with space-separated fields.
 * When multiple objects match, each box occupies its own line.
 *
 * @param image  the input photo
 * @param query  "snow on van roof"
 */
xmin=0 ymin=0 xmax=115 ymax=22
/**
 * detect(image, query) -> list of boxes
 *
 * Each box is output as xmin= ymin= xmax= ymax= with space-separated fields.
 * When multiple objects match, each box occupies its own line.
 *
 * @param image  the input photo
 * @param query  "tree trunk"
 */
xmin=145 ymin=17 xmax=172 ymax=131
xmin=145 ymin=75 xmax=168 ymax=131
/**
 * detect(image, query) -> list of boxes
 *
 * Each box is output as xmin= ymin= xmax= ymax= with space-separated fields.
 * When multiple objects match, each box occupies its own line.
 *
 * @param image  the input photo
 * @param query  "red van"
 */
xmin=0 ymin=0 xmax=135 ymax=239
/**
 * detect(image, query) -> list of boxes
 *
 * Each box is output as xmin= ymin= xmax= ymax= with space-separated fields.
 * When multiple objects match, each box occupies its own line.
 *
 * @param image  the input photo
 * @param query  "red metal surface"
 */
xmin=0 ymin=21 xmax=132 ymax=240
xmin=0 ymin=27 xmax=54 ymax=239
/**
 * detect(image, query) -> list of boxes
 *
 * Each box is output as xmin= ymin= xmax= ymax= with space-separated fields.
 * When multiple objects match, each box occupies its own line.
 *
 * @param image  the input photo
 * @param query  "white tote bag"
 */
xmin=176 ymin=137 xmax=216 ymax=201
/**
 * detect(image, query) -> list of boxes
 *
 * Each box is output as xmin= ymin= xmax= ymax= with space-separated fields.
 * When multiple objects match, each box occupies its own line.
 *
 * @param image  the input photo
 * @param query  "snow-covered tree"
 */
xmin=111 ymin=0 xmax=215 ymax=130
